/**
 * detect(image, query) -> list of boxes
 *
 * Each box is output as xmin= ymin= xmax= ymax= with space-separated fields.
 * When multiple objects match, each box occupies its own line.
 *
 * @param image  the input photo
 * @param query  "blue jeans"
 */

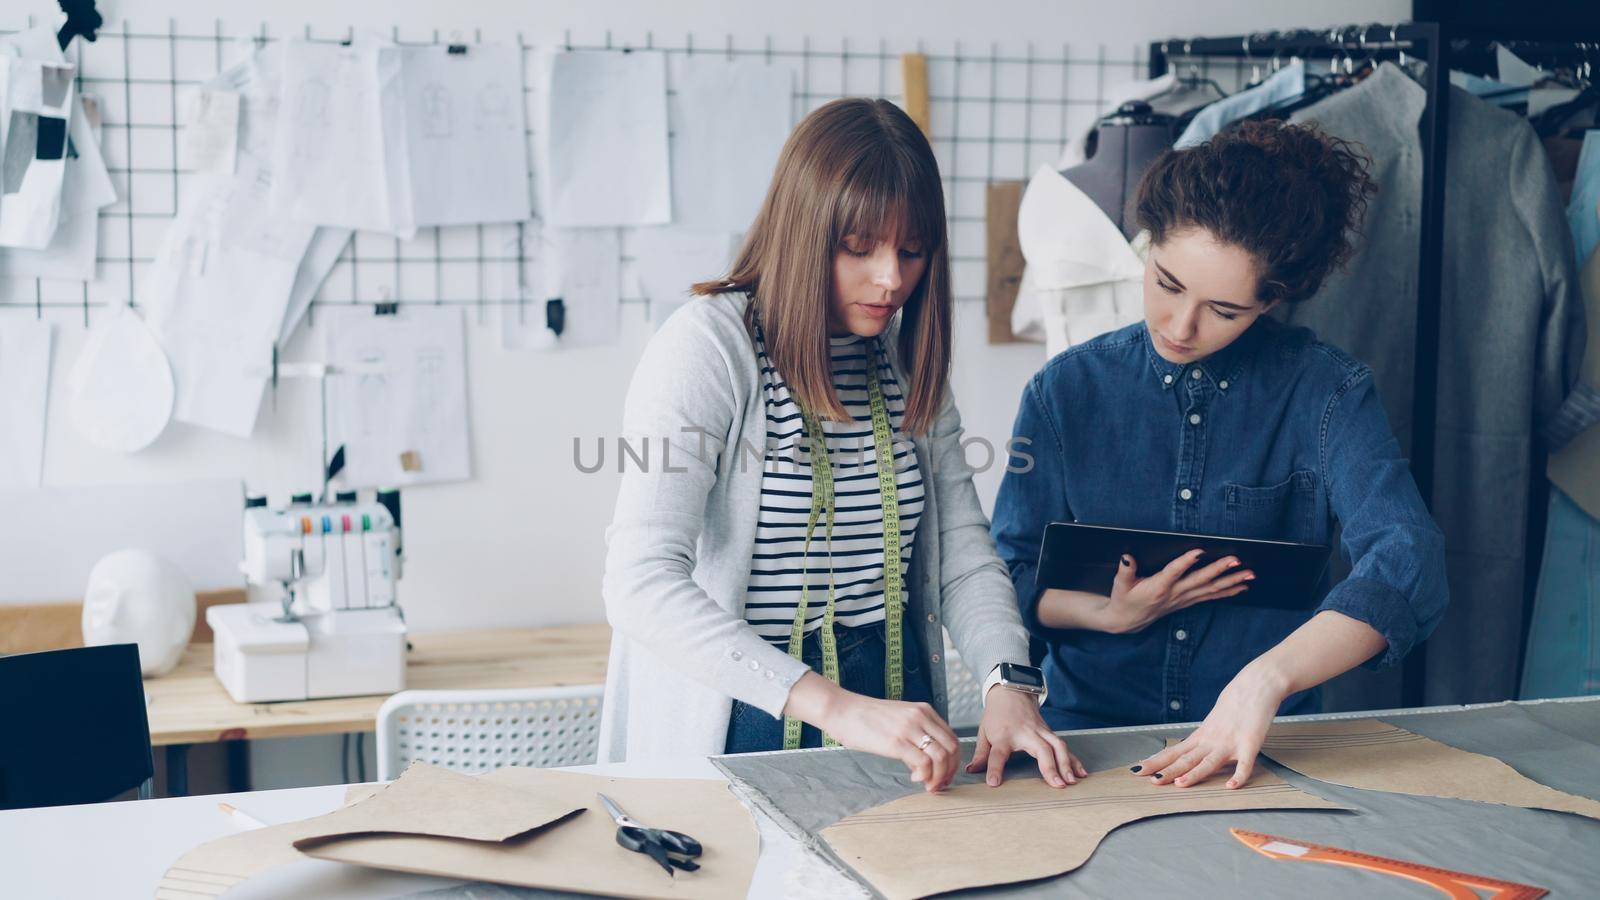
xmin=724 ymin=618 xmax=933 ymax=754
xmin=1521 ymin=487 xmax=1600 ymax=699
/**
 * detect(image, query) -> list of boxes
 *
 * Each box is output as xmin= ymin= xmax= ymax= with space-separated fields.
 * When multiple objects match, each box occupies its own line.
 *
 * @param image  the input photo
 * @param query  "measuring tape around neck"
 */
xmin=782 ymin=338 xmax=905 ymax=750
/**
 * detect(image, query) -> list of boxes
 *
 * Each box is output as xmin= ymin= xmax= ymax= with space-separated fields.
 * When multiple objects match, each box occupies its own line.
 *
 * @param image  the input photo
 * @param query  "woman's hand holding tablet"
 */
xmin=1037 ymin=549 xmax=1254 ymax=632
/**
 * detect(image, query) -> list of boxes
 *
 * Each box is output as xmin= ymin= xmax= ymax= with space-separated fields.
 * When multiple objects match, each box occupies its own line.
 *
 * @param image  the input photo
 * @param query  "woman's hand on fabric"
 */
xmin=1103 ymin=550 xmax=1254 ymax=634
xmin=1128 ymin=664 xmax=1287 ymax=789
xmin=786 ymin=672 xmax=961 ymax=792
xmin=966 ymin=687 xmax=1087 ymax=788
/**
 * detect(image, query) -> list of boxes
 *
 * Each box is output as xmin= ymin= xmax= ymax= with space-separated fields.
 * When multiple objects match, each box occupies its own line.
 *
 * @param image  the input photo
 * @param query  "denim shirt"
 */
xmin=992 ymin=318 xmax=1448 ymax=730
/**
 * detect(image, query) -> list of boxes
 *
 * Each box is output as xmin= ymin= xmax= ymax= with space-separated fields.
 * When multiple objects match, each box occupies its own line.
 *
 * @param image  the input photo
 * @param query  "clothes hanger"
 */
xmin=1530 ymin=44 xmax=1600 ymax=137
xmin=1153 ymin=41 xmax=1230 ymax=101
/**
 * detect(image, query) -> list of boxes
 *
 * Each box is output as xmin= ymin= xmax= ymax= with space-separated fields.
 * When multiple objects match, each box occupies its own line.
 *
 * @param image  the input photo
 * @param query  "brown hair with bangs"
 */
xmin=692 ymin=97 xmax=951 ymax=437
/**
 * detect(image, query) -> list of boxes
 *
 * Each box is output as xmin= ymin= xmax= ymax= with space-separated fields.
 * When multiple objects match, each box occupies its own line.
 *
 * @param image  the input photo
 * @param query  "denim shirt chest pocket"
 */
xmin=1222 ymin=470 xmax=1319 ymax=543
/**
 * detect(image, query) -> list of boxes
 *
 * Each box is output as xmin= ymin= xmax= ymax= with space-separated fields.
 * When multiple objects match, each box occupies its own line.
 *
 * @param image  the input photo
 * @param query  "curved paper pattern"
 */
xmin=67 ymin=306 xmax=174 ymax=453
xmin=820 ymin=766 xmax=1344 ymax=900
xmin=1260 ymin=719 xmax=1600 ymax=821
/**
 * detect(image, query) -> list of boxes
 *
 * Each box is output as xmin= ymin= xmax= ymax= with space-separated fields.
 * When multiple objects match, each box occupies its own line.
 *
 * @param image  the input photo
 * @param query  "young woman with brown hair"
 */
xmin=599 ymin=98 xmax=1077 ymax=793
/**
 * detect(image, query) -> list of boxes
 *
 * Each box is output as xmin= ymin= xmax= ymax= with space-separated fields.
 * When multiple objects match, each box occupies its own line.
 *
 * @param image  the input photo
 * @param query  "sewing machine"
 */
xmin=207 ymin=493 xmax=408 ymax=703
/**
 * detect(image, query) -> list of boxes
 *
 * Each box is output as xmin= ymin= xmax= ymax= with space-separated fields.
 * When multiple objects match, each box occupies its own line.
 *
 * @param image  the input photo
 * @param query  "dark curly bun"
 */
xmin=1133 ymin=119 xmax=1377 ymax=305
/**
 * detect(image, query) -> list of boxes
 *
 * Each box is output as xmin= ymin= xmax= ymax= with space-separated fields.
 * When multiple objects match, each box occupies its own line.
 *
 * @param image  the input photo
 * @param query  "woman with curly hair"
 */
xmin=993 ymin=120 xmax=1450 ymax=789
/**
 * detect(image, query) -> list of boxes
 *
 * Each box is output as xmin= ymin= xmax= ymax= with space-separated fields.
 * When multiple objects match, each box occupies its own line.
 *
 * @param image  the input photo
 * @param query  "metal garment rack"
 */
xmin=1150 ymin=24 xmax=1448 ymax=708
xmin=1152 ymin=21 xmax=1600 ymax=707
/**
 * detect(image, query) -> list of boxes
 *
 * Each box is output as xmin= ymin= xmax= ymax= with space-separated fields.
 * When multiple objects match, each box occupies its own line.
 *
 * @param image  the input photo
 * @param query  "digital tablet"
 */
xmin=1035 ymin=522 xmax=1332 ymax=611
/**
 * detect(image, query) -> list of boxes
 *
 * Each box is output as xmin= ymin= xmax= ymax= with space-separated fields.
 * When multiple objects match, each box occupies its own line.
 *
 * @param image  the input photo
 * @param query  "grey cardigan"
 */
xmin=598 ymin=293 xmax=1031 ymax=762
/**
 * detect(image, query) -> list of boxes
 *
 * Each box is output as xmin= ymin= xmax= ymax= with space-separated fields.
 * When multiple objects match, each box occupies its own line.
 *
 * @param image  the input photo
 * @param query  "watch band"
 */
xmin=981 ymin=662 xmax=1047 ymax=707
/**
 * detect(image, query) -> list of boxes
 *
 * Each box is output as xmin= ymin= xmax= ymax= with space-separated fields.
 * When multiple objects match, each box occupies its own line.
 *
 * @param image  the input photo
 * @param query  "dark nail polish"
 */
xmin=1152 ymin=772 xmax=1163 ymax=779
xmin=1120 ymin=556 xmax=1131 ymax=567
xmin=1129 ymin=765 xmax=1143 ymax=773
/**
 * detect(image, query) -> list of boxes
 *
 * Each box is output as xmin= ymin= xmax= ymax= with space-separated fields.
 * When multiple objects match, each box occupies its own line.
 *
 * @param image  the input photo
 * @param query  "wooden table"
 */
xmin=143 ymin=624 xmax=611 ymax=794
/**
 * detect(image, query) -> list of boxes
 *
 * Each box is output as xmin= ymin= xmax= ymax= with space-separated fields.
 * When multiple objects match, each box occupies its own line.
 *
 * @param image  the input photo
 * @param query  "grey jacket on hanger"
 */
xmin=1285 ymin=63 xmax=1585 ymax=709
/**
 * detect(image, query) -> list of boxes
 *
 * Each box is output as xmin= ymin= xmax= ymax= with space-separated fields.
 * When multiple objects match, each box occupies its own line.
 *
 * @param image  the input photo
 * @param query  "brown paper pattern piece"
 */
xmin=820 ymin=766 xmax=1344 ymax=900
xmin=313 ymin=766 xmax=760 ymax=900
xmin=156 ymin=762 xmax=582 ymax=898
xmin=1260 ymin=718 xmax=1600 ymax=821
xmin=156 ymin=763 xmax=760 ymax=900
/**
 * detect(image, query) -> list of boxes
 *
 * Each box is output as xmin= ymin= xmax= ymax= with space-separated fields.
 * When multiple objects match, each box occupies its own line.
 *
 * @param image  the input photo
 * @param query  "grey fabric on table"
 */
xmin=718 ymin=730 xmax=1168 ymax=838
xmin=712 ymin=699 xmax=1600 ymax=899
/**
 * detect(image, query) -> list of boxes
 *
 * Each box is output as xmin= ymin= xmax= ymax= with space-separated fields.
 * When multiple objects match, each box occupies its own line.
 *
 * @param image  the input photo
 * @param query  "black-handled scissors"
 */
xmin=597 ymin=793 xmax=703 ymax=877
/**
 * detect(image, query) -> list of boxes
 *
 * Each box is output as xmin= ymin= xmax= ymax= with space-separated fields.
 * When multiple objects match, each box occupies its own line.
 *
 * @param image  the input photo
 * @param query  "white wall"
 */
xmin=9 ymin=0 xmax=1406 ymax=790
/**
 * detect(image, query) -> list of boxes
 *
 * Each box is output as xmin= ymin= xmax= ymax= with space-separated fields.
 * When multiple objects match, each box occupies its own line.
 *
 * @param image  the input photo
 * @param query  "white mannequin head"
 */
xmin=81 ymin=549 xmax=196 ymax=677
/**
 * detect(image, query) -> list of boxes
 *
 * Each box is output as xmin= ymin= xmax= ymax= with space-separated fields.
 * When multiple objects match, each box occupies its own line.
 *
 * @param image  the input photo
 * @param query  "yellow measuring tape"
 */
xmin=782 ymin=340 xmax=904 ymax=750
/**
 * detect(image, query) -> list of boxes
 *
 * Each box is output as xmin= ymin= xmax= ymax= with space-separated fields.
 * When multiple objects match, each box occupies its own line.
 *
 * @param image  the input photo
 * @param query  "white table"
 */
xmin=0 ymin=758 xmax=862 ymax=900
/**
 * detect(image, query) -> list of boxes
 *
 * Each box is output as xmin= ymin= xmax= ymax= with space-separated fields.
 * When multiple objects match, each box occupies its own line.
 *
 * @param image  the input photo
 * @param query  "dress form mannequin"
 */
xmin=1062 ymin=101 xmax=1174 ymax=239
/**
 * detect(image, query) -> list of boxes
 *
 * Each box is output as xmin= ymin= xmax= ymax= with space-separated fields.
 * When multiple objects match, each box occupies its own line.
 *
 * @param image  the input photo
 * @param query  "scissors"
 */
xmin=597 ymin=793 xmax=703 ymax=877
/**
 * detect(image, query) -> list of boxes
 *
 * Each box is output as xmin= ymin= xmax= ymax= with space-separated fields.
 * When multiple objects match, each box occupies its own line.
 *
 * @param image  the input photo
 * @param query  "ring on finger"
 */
xmin=917 ymin=733 xmax=935 ymax=751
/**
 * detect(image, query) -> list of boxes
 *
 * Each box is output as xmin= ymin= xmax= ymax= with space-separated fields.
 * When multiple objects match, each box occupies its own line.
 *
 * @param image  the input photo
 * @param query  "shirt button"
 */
xmin=1189 ymin=413 xmax=1202 ymax=425
xmin=926 ymin=613 xmax=937 ymax=623
xmin=765 ymin=670 xmax=775 ymax=679
xmin=930 ymin=653 xmax=942 ymax=664
xmin=1179 ymin=488 xmax=1194 ymax=501
xmin=1219 ymin=380 xmax=1229 ymax=390
xmin=1175 ymin=629 xmax=1188 ymax=641
xmin=730 ymin=650 xmax=742 ymax=661
xmin=1191 ymin=369 xmax=1203 ymax=380
xmin=749 ymin=660 xmax=761 ymax=671
xmin=1163 ymin=374 xmax=1174 ymax=385
xmin=1170 ymin=700 xmax=1182 ymax=711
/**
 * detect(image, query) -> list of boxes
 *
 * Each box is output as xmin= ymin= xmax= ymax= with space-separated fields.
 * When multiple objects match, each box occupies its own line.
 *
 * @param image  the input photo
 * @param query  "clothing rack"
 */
xmin=1437 ymin=29 xmax=1600 ymax=694
xmin=1153 ymin=20 xmax=1600 ymax=708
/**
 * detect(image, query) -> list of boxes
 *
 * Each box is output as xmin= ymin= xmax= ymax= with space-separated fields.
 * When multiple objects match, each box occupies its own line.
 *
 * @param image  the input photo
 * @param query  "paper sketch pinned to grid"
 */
xmin=0 ymin=26 xmax=79 ymax=250
xmin=141 ymin=44 xmax=325 ymax=437
xmin=272 ymin=37 xmax=415 ymax=236
xmin=499 ymin=220 xmax=621 ymax=350
xmin=534 ymin=50 xmax=670 ymax=228
xmin=667 ymin=56 xmax=793 ymax=233
xmin=142 ymin=172 xmax=313 ymax=437
xmin=398 ymin=44 xmax=530 ymax=227
xmin=0 ymin=89 xmax=117 ymax=284
xmin=324 ymin=305 xmax=471 ymax=489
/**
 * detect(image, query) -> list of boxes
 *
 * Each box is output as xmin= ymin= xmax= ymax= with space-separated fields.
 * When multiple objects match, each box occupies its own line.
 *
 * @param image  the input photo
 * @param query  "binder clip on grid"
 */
xmin=504 ymin=227 xmax=567 ymax=349
xmin=211 ymin=340 xmax=409 ymax=704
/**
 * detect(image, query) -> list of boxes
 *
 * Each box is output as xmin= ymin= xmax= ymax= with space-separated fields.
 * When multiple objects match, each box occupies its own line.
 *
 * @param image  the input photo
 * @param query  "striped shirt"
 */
xmin=745 ymin=327 xmax=925 ymax=645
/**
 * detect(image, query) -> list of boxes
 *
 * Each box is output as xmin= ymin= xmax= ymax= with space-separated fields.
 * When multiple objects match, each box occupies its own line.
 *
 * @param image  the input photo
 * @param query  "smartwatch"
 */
xmin=981 ymin=662 xmax=1047 ymax=707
